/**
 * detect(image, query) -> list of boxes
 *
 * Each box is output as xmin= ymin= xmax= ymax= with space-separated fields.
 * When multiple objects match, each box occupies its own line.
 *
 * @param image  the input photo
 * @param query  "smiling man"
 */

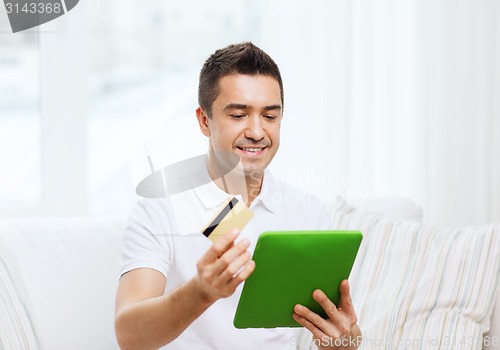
xmin=114 ymin=42 xmax=361 ymax=350
xmin=198 ymin=73 xmax=282 ymax=206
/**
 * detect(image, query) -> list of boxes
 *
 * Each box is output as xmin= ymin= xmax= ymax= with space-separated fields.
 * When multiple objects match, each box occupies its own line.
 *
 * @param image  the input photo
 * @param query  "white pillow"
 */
xmin=332 ymin=198 xmax=500 ymax=350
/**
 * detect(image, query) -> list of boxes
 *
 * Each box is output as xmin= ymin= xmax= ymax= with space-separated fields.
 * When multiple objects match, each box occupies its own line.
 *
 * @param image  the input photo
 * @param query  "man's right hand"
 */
xmin=115 ymin=229 xmax=254 ymax=349
xmin=193 ymin=229 xmax=255 ymax=303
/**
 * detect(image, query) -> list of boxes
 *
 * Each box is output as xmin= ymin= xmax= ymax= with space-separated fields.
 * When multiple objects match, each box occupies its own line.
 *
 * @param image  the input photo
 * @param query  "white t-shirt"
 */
xmin=121 ymin=164 xmax=332 ymax=350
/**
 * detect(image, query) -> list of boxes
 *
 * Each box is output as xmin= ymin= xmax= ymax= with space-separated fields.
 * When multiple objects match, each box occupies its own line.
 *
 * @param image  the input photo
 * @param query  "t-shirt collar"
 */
xmin=193 ymin=164 xmax=276 ymax=213
xmin=253 ymin=169 xmax=277 ymax=213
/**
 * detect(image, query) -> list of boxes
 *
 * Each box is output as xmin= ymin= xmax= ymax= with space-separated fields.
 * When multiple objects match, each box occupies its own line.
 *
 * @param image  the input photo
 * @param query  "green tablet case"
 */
xmin=233 ymin=230 xmax=362 ymax=328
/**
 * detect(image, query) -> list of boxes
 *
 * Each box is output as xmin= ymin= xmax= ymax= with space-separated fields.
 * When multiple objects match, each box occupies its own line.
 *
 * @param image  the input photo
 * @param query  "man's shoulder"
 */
xmin=127 ymin=198 xmax=176 ymax=226
xmin=265 ymin=173 xmax=326 ymax=210
xmin=133 ymin=197 xmax=170 ymax=212
xmin=270 ymin=175 xmax=317 ymax=196
xmin=263 ymin=172 xmax=333 ymax=229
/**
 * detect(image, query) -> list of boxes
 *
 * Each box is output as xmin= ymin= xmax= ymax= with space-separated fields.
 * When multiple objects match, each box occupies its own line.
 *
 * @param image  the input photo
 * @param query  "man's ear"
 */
xmin=196 ymin=107 xmax=211 ymax=137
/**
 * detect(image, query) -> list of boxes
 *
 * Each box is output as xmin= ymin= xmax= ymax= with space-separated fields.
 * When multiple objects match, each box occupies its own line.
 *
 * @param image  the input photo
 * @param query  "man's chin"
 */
xmin=242 ymin=164 xmax=266 ymax=180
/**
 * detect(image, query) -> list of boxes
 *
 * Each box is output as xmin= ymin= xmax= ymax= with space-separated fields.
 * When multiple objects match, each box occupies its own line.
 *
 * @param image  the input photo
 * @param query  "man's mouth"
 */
xmin=237 ymin=147 xmax=266 ymax=153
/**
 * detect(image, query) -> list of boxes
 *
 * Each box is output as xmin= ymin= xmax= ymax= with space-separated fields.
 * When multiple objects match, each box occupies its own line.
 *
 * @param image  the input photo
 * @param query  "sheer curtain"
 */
xmin=262 ymin=0 xmax=500 ymax=226
xmin=3 ymin=0 xmax=498 ymax=225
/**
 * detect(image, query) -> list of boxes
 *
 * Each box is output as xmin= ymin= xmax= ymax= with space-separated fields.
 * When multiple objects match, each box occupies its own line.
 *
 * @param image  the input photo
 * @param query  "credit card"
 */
xmin=202 ymin=197 xmax=254 ymax=242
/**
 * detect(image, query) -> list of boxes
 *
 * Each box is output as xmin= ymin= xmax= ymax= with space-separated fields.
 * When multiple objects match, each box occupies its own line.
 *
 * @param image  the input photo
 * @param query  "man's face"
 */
xmin=197 ymin=74 xmax=283 ymax=178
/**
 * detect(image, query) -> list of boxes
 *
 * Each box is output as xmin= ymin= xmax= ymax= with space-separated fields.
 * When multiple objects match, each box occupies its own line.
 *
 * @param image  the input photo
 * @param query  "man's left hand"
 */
xmin=292 ymin=280 xmax=361 ymax=350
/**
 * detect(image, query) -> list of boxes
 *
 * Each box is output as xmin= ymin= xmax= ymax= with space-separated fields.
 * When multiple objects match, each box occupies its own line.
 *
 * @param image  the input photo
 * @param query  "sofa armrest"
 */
xmin=0 ymin=217 xmax=125 ymax=350
xmin=484 ymin=286 xmax=500 ymax=350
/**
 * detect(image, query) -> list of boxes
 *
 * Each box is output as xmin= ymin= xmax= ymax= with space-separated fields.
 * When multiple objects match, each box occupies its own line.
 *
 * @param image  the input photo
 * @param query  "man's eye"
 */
xmin=264 ymin=115 xmax=278 ymax=120
xmin=231 ymin=114 xmax=246 ymax=119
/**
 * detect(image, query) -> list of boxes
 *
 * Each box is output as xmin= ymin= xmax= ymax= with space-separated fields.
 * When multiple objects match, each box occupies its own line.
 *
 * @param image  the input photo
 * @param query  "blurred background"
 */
xmin=0 ymin=0 xmax=499 ymax=226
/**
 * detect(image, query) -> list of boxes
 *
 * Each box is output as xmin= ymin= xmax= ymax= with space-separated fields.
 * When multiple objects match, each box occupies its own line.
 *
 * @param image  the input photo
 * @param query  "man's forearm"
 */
xmin=115 ymin=278 xmax=215 ymax=350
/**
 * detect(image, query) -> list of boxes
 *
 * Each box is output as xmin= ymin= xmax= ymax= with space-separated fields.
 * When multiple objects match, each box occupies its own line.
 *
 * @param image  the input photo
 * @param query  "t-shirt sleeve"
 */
xmin=119 ymin=199 xmax=175 ymax=279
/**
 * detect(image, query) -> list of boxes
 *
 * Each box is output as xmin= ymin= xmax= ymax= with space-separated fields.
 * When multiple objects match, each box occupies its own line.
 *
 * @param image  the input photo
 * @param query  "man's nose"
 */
xmin=244 ymin=115 xmax=265 ymax=141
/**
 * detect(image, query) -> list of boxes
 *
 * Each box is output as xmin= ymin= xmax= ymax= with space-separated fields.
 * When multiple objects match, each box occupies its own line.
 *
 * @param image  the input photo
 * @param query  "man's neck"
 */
xmin=243 ymin=172 xmax=264 ymax=207
xmin=207 ymin=159 xmax=263 ymax=207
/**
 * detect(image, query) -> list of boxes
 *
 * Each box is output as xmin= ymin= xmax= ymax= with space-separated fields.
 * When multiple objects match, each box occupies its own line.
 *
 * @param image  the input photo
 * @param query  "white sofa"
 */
xmin=0 ymin=199 xmax=498 ymax=350
xmin=0 ymin=217 xmax=124 ymax=350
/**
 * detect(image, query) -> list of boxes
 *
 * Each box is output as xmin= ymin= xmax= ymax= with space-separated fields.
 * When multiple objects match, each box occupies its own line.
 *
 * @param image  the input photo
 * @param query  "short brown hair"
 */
xmin=198 ymin=42 xmax=284 ymax=117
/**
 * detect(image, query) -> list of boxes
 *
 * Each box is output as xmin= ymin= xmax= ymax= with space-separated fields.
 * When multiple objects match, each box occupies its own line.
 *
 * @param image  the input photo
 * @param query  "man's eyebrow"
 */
xmin=223 ymin=103 xmax=250 ymax=111
xmin=223 ymin=103 xmax=282 ymax=112
xmin=262 ymin=104 xmax=282 ymax=111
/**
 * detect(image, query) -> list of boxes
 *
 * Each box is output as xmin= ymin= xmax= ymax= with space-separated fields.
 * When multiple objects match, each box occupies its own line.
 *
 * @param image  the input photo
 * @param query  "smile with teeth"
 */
xmin=238 ymin=147 xmax=266 ymax=153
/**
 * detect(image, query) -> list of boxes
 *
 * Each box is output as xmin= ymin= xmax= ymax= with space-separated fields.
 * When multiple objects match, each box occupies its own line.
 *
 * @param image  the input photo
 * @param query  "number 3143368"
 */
xmin=5 ymin=2 xmax=62 ymax=14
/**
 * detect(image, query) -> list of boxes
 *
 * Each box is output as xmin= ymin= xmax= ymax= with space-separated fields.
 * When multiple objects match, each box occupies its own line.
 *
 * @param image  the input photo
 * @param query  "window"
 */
xmin=1 ymin=0 xmax=264 ymax=217
xmin=0 ymin=17 xmax=41 ymax=215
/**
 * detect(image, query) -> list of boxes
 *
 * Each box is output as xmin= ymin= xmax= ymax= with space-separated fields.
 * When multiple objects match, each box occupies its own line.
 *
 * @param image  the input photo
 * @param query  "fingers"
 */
xmin=228 ymin=258 xmax=255 ymax=288
xmin=338 ymin=280 xmax=357 ymax=324
xmin=198 ymin=229 xmax=240 ymax=265
xmin=293 ymin=302 xmax=344 ymax=340
xmin=292 ymin=305 xmax=326 ymax=339
xmin=313 ymin=289 xmax=352 ymax=338
xmin=312 ymin=289 xmax=341 ymax=322
xmin=223 ymin=249 xmax=252 ymax=279
xmin=293 ymin=282 xmax=358 ymax=342
xmin=195 ymin=229 xmax=255 ymax=299
xmin=214 ymin=238 xmax=251 ymax=279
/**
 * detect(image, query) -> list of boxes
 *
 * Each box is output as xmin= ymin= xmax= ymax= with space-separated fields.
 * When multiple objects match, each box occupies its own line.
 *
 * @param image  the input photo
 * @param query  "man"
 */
xmin=115 ymin=42 xmax=361 ymax=350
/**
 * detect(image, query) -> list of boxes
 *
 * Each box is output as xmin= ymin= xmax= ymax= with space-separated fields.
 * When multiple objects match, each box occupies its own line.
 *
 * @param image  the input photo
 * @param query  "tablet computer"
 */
xmin=233 ymin=230 xmax=362 ymax=328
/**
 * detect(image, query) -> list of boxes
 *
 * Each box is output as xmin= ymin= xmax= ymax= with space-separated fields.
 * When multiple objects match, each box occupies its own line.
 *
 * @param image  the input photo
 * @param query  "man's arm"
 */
xmin=114 ymin=229 xmax=255 ymax=350
xmin=293 ymin=280 xmax=362 ymax=350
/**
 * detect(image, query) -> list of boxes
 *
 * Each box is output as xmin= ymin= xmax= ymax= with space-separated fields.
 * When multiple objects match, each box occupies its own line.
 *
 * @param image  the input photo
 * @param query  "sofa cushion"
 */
xmin=332 ymin=198 xmax=500 ymax=350
xmin=0 ymin=217 xmax=125 ymax=350
xmin=0 ymin=237 xmax=38 ymax=349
